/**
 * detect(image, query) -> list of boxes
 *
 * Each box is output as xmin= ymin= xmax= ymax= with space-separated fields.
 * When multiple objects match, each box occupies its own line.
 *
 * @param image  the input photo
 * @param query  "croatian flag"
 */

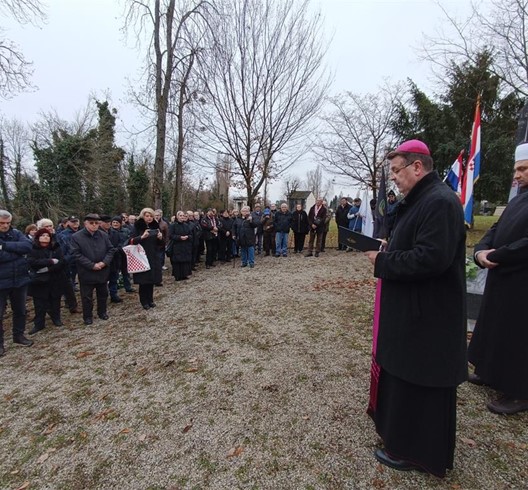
xmin=461 ymin=98 xmax=481 ymax=225
xmin=445 ymin=150 xmax=464 ymax=195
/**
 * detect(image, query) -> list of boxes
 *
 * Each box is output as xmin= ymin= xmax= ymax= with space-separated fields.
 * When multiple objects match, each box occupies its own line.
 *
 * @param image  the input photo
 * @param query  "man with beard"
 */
xmin=467 ymin=142 xmax=528 ymax=414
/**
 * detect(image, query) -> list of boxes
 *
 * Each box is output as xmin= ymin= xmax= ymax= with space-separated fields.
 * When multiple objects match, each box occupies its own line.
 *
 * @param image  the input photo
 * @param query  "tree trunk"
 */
xmin=0 ymin=138 xmax=11 ymax=209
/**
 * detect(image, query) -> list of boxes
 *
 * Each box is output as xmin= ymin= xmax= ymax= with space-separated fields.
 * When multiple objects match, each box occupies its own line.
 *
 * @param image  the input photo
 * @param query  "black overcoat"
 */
xmin=374 ymin=172 xmax=467 ymax=388
xmin=237 ymin=217 xmax=257 ymax=247
xmin=129 ymin=218 xmax=163 ymax=285
xmin=28 ymin=241 xmax=69 ymax=298
xmin=71 ymin=228 xmax=115 ymax=284
xmin=290 ymin=210 xmax=309 ymax=234
xmin=468 ymin=189 xmax=528 ymax=398
xmin=169 ymin=221 xmax=193 ymax=263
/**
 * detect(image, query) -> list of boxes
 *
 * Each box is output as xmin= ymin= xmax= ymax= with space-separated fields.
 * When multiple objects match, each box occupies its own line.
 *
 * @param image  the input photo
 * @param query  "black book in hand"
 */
xmin=338 ymin=226 xmax=382 ymax=252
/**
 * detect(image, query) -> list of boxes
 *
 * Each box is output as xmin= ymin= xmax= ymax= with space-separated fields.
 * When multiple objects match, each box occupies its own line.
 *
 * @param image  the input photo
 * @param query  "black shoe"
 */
xmin=99 ymin=313 xmax=109 ymax=320
xmin=110 ymin=296 xmax=123 ymax=303
xmin=206 ymin=265 xmax=211 ymax=269
xmin=69 ymin=307 xmax=81 ymax=314
xmin=374 ymin=449 xmax=423 ymax=472
xmin=142 ymin=304 xmax=150 ymax=310
xmin=13 ymin=336 xmax=34 ymax=347
xmin=315 ymin=252 xmax=320 ymax=257
xmin=125 ymin=288 xmax=136 ymax=293
xmin=52 ymin=320 xmax=64 ymax=327
xmin=0 ymin=345 xmax=4 ymax=357
xmin=305 ymin=253 xmax=313 ymax=257
xmin=84 ymin=318 xmax=93 ymax=325
xmin=28 ymin=326 xmax=45 ymax=335
xmin=155 ymin=283 xmax=163 ymax=287
xmin=149 ymin=302 xmax=156 ymax=308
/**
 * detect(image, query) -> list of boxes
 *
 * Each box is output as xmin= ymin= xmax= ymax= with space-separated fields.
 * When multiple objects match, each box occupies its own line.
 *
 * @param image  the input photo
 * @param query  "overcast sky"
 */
xmin=1 ymin=0 xmax=473 ymax=202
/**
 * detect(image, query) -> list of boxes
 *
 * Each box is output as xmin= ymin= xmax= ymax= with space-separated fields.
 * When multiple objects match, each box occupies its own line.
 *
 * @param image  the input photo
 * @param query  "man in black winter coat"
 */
xmin=364 ymin=140 xmax=466 ymax=478
xmin=0 ymin=209 xmax=34 ymax=355
xmin=335 ymin=198 xmax=351 ymax=250
xmin=468 ymin=142 xmax=528 ymax=415
xmin=71 ymin=214 xmax=116 ymax=325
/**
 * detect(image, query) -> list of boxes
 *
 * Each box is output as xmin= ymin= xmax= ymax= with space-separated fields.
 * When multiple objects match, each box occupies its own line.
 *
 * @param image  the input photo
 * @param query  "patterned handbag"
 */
xmin=122 ymin=244 xmax=151 ymax=274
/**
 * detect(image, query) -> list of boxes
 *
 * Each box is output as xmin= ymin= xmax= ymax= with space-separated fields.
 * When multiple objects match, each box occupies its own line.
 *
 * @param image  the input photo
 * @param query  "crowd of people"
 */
xmin=0 ymin=197 xmax=342 ymax=349
xmin=1 ymin=137 xmax=527 ymax=479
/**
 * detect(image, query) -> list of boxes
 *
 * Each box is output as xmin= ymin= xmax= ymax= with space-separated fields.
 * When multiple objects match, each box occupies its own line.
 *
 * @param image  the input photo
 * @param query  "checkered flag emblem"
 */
xmin=123 ymin=244 xmax=151 ymax=274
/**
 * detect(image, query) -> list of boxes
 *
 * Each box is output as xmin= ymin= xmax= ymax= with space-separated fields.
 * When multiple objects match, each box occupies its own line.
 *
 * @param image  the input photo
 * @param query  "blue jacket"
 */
xmin=0 ymin=227 xmax=32 ymax=289
xmin=347 ymin=205 xmax=363 ymax=232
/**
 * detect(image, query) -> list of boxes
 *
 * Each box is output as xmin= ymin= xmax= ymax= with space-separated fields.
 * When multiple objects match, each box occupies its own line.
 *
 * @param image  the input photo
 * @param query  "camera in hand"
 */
xmin=148 ymin=229 xmax=158 ymax=236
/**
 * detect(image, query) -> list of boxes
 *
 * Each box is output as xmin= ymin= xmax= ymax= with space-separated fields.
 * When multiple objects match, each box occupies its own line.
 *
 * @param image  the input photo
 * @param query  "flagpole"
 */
xmin=461 ymin=94 xmax=482 ymax=227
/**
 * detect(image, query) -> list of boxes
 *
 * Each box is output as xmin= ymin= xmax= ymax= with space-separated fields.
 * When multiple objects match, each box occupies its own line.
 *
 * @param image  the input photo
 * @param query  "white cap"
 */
xmin=515 ymin=142 xmax=528 ymax=162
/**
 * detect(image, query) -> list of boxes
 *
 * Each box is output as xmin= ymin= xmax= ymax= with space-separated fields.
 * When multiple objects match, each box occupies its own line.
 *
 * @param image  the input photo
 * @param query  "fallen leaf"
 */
xmin=138 ymin=434 xmax=147 ymax=442
xmin=76 ymin=351 xmax=95 ymax=359
xmin=185 ymin=367 xmax=199 ymax=373
xmin=37 ymin=452 xmax=49 ymax=464
xmin=460 ymin=437 xmax=477 ymax=448
xmin=182 ymin=421 xmax=193 ymax=433
xmin=302 ymin=415 xmax=310 ymax=420
xmin=10 ymin=470 xmax=20 ymax=475
xmin=92 ymin=408 xmax=115 ymax=422
xmin=137 ymin=367 xmax=148 ymax=376
xmin=42 ymin=423 xmax=56 ymax=435
xmin=118 ymin=428 xmax=131 ymax=434
xmin=227 ymin=446 xmax=244 ymax=458
xmin=163 ymin=360 xmax=175 ymax=367
xmin=188 ymin=357 xmax=198 ymax=363
xmin=15 ymin=482 xmax=30 ymax=490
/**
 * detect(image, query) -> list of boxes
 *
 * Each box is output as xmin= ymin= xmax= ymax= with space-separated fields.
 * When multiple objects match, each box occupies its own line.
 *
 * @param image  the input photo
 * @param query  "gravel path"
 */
xmin=0 ymin=250 xmax=527 ymax=489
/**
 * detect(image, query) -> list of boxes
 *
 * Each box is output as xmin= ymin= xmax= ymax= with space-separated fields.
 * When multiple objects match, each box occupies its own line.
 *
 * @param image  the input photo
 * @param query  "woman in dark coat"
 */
xmin=169 ymin=211 xmax=193 ymax=281
xmin=129 ymin=208 xmax=164 ymax=310
xmin=290 ymin=203 xmax=309 ymax=253
xmin=28 ymin=228 xmax=69 ymax=333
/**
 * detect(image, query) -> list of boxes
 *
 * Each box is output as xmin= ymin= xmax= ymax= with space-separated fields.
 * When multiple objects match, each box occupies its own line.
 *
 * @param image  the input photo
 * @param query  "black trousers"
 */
xmin=79 ymin=282 xmax=108 ymax=320
xmin=33 ymin=294 xmax=61 ymax=329
xmin=205 ymin=238 xmax=218 ymax=266
xmin=373 ymin=368 xmax=457 ymax=477
xmin=0 ymin=286 xmax=28 ymax=342
xmin=139 ymin=284 xmax=154 ymax=306
xmin=293 ymin=233 xmax=306 ymax=252
xmin=218 ymin=236 xmax=232 ymax=261
xmin=62 ymin=275 xmax=78 ymax=311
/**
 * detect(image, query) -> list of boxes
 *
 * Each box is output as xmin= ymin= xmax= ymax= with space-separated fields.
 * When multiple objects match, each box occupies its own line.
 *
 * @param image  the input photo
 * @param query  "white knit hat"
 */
xmin=514 ymin=142 xmax=528 ymax=162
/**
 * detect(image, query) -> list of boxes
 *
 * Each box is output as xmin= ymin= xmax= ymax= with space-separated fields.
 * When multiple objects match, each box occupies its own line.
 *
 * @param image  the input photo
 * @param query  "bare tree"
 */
xmin=305 ymin=164 xmax=333 ymax=200
xmin=422 ymin=0 xmax=528 ymax=96
xmin=281 ymin=174 xmax=302 ymax=199
xmin=124 ymin=0 xmax=211 ymax=210
xmin=314 ymin=84 xmax=404 ymax=197
xmin=0 ymin=116 xmax=31 ymax=207
xmin=0 ymin=0 xmax=47 ymax=98
xmin=197 ymin=0 xmax=330 ymax=208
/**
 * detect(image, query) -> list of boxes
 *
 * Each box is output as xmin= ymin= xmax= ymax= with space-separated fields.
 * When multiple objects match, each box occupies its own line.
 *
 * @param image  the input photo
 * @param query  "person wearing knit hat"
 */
xmin=467 ymin=142 xmax=528 ymax=415
xmin=27 ymin=227 xmax=69 ymax=334
xmin=364 ymin=139 xmax=466 ymax=477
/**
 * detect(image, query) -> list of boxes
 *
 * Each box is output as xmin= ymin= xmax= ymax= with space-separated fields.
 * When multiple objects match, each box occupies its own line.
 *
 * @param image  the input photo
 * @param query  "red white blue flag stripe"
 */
xmin=461 ymin=98 xmax=481 ymax=225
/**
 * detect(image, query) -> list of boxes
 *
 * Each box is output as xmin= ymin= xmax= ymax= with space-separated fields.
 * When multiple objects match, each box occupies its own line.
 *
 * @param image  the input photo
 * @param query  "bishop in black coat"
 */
xmin=365 ymin=140 xmax=467 ymax=477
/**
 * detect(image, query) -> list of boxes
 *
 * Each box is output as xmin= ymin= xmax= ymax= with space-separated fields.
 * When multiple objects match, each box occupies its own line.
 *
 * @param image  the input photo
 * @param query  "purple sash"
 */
xmin=367 ymin=279 xmax=382 ymax=417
